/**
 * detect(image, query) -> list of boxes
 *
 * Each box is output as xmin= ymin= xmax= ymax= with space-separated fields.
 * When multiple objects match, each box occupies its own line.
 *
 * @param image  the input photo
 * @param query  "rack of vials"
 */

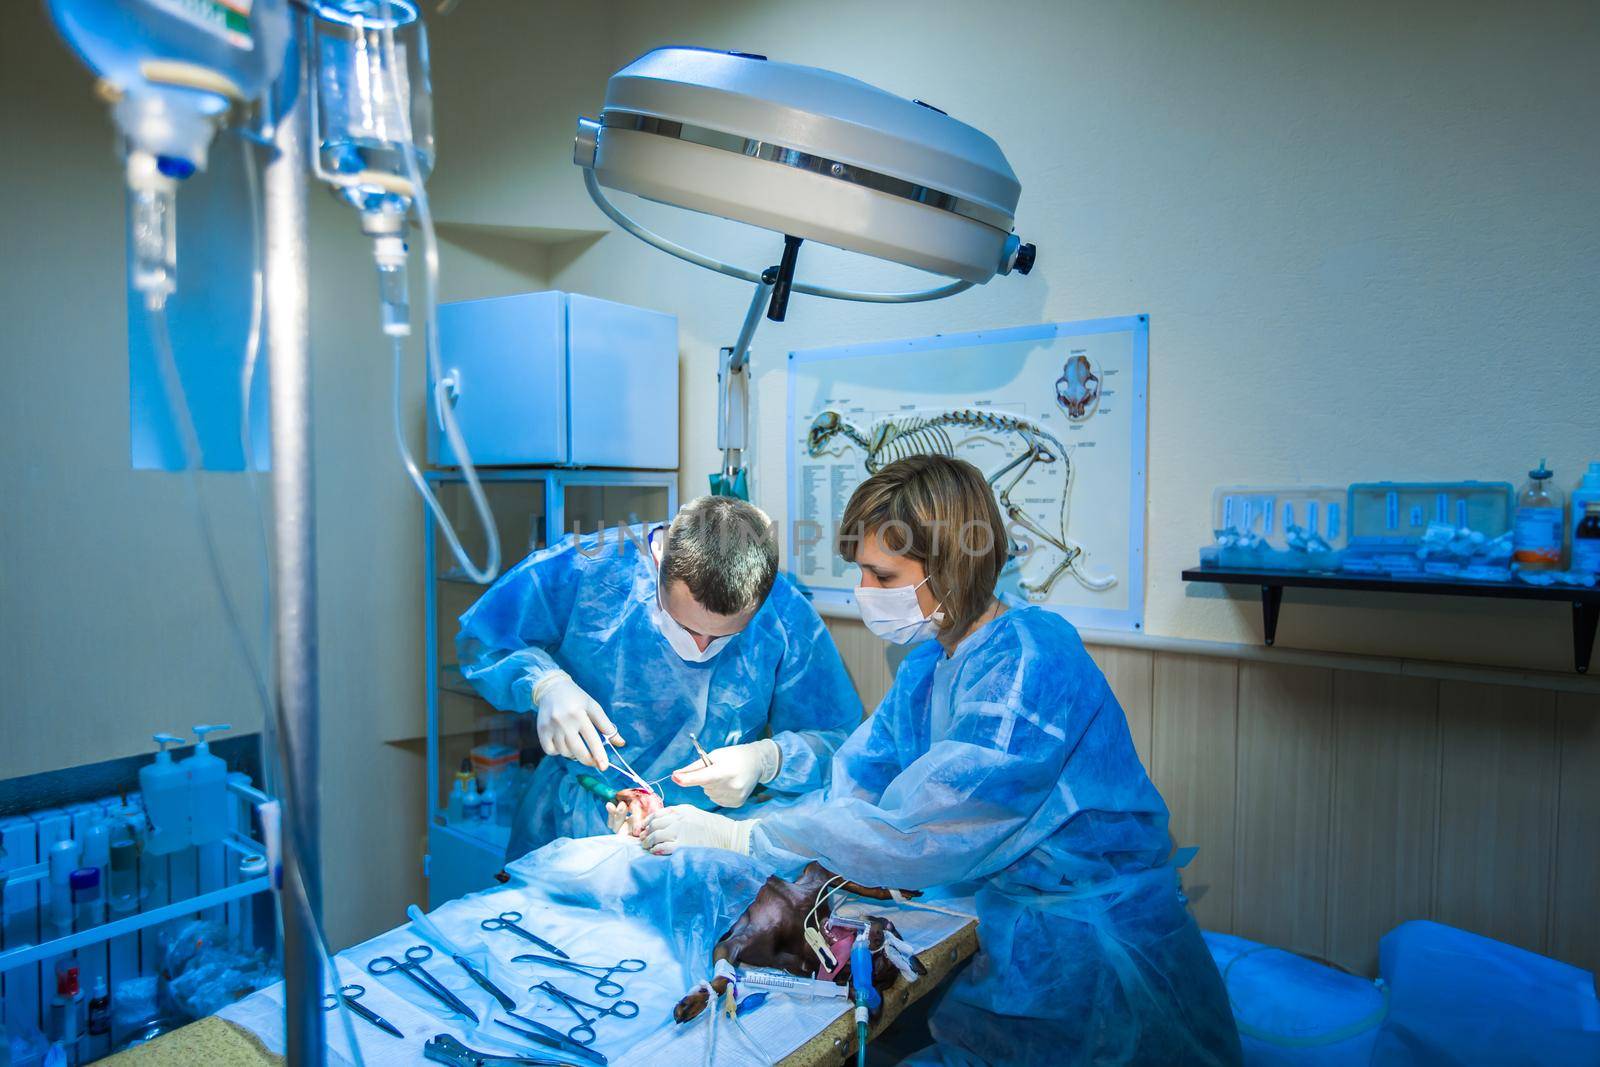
xmin=0 ymin=731 xmax=275 ymax=1063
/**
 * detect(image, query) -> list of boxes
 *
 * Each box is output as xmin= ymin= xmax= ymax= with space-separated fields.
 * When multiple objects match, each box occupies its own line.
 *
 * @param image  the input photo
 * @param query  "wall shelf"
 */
xmin=1182 ymin=567 xmax=1600 ymax=673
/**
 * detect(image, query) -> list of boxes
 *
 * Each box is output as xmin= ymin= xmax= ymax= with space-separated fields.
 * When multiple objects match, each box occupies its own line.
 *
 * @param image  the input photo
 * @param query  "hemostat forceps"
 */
xmin=529 ymin=980 xmax=639 ymax=1045
xmin=480 ymin=911 xmax=570 ymax=959
xmin=511 ymin=953 xmax=644 ymax=997
xmin=367 ymin=945 xmax=479 ymax=1023
xmin=321 ymin=983 xmax=403 ymax=1039
xmin=423 ymin=1034 xmax=567 ymax=1067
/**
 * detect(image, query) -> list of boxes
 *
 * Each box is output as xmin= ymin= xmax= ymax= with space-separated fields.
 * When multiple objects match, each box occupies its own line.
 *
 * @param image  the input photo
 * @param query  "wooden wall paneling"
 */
xmin=1087 ymin=644 xmax=1155 ymax=771
xmin=1551 ymin=692 xmax=1600 ymax=975
xmin=824 ymin=617 xmax=892 ymax=716
xmin=1326 ymin=671 xmax=1440 ymax=975
xmin=1433 ymin=682 xmax=1558 ymax=955
xmin=1232 ymin=662 xmax=1335 ymax=958
xmin=1152 ymin=653 xmax=1239 ymax=932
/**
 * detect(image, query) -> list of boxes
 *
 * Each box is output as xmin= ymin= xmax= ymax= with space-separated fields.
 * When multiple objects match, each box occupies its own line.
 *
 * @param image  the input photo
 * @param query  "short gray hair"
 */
xmin=660 ymin=496 xmax=779 ymax=616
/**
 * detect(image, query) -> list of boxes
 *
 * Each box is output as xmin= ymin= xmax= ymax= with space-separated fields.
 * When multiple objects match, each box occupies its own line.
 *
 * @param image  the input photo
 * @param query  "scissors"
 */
xmin=496 ymin=1010 xmax=608 ymax=1065
xmin=511 ymin=953 xmax=645 ymax=998
xmin=321 ymin=983 xmax=404 ymax=1039
xmin=529 ymin=980 xmax=638 ymax=1045
xmin=480 ymin=912 xmax=571 ymax=959
xmin=367 ymin=945 xmax=479 ymax=1023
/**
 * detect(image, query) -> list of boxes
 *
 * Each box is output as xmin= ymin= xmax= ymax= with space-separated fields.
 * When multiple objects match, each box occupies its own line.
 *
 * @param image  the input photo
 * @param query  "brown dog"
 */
xmin=673 ymin=863 xmax=922 ymax=1023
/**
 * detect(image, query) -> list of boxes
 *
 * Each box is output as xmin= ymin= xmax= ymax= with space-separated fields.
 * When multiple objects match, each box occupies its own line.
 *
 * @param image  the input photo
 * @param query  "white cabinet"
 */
xmin=429 ymin=290 xmax=679 ymax=469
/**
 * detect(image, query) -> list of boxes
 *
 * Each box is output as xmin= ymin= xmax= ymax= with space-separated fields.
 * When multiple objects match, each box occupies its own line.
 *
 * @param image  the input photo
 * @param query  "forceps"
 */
xmin=321 ymin=983 xmax=404 ymax=1039
xmin=367 ymin=945 xmax=479 ymax=1023
xmin=529 ymin=980 xmax=638 ymax=1045
xmin=511 ymin=953 xmax=645 ymax=997
xmin=480 ymin=911 xmax=570 ymax=959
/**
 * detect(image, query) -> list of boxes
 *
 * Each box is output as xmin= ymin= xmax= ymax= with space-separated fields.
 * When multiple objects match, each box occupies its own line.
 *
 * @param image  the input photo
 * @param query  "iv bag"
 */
xmin=49 ymin=0 xmax=289 ymax=170
xmin=314 ymin=0 xmax=434 ymax=215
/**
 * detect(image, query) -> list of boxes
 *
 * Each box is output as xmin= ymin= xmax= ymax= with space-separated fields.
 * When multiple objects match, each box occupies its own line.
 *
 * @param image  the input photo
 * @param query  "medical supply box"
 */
xmin=1203 ymin=485 xmax=1346 ymax=571
xmin=429 ymin=290 xmax=679 ymax=469
xmin=1346 ymin=481 xmax=1513 ymax=545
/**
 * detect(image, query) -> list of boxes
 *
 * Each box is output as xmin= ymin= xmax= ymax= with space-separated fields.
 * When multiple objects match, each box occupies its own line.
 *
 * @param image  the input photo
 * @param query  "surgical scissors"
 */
xmin=367 ymin=945 xmax=479 ymax=1023
xmin=480 ymin=912 xmax=571 ymax=959
xmin=511 ymin=953 xmax=645 ymax=998
xmin=321 ymin=983 xmax=404 ymax=1039
xmin=529 ymin=980 xmax=638 ymax=1045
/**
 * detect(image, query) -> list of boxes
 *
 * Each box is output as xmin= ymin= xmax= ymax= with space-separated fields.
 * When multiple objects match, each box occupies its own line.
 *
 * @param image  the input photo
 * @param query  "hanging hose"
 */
xmin=378 ymin=4 xmax=501 ymax=585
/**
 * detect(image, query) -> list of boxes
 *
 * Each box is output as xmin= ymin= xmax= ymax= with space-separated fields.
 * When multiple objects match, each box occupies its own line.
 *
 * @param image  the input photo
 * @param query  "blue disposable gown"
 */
xmin=457 ymin=524 xmax=863 ymax=860
xmin=752 ymin=607 xmax=1242 ymax=1066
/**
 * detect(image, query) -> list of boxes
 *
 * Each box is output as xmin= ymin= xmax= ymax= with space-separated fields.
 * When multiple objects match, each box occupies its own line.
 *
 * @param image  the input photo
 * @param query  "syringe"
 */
xmin=737 ymin=967 xmax=850 ymax=999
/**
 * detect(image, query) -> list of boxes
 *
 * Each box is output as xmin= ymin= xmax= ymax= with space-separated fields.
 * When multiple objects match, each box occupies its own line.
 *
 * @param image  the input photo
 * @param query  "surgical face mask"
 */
xmin=651 ymin=533 xmax=734 ymax=662
xmin=855 ymin=576 xmax=944 ymax=645
xmin=654 ymin=593 xmax=734 ymax=662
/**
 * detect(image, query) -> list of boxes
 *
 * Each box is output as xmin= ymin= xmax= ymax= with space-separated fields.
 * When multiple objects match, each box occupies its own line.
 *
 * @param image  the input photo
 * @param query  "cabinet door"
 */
xmin=566 ymin=293 xmax=679 ymax=469
xmin=432 ymin=291 xmax=567 ymax=466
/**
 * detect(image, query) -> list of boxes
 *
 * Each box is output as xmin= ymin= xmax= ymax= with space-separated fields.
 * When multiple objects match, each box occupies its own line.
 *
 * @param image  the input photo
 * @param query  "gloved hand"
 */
xmin=642 ymin=805 xmax=757 ymax=856
xmin=605 ymin=788 xmax=661 ymax=839
xmin=671 ymin=738 xmax=781 ymax=807
xmin=531 ymin=671 xmax=622 ymax=770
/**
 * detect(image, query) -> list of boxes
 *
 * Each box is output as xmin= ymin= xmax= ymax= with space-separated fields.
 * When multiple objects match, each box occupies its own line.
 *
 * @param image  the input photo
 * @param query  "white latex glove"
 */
xmin=531 ymin=671 xmax=621 ymax=770
xmin=642 ymin=805 xmax=757 ymax=856
xmin=606 ymin=801 xmax=648 ymax=847
xmin=670 ymin=738 xmax=781 ymax=808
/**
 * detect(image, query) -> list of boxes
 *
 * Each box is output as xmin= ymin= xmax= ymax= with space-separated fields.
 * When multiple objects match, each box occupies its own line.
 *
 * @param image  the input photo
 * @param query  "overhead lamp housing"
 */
xmin=575 ymin=47 xmax=1035 ymax=285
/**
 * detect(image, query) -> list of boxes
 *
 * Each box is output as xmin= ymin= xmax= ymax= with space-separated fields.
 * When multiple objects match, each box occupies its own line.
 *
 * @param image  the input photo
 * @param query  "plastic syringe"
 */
xmin=737 ymin=967 xmax=850 ymax=999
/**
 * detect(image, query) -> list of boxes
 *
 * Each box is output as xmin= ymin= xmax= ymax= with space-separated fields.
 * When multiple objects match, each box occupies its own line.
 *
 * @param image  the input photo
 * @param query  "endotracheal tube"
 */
xmin=312 ymin=0 xmax=501 ymax=583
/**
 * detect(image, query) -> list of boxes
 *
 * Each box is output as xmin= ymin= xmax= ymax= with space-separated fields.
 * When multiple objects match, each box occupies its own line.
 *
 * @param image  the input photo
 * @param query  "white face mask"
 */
xmin=653 ymin=593 xmax=734 ymax=662
xmin=855 ymin=576 xmax=945 ymax=645
xmin=650 ymin=532 xmax=734 ymax=662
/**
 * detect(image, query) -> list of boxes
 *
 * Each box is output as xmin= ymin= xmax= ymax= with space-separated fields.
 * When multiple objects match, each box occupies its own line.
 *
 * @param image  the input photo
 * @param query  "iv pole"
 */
xmin=264 ymin=14 xmax=325 ymax=1065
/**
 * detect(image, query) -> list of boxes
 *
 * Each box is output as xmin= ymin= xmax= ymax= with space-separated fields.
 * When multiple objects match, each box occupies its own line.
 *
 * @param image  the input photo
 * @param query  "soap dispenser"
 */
xmin=139 ymin=734 xmax=189 ymax=855
xmin=184 ymin=724 xmax=232 ymax=846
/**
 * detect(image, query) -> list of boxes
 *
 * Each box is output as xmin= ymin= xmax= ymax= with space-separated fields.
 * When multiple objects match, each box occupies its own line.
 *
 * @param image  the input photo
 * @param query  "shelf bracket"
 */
xmin=1261 ymin=584 xmax=1284 ymax=646
xmin=1576 ymin=601 xmax=1599 ymax=674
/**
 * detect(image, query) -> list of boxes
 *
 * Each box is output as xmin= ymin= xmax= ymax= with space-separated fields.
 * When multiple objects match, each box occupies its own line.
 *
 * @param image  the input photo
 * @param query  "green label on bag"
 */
xmin=150 ymin=0 xmax=255 ymax=50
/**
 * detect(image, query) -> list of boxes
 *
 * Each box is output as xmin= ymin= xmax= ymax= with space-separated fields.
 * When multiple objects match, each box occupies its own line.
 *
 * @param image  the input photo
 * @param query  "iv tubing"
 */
xmin=379 ymin=4 xmax=500 ymax=585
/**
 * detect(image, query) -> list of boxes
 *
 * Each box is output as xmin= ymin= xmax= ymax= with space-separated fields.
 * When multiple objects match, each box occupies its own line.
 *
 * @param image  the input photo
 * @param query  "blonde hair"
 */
xmin=838 ymin=454 xmax=1008 ymax=639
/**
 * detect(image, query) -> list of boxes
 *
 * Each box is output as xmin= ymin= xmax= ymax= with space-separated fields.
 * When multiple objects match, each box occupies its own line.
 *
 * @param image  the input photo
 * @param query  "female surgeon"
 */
xmin=641 ymin=455 xmax=1242 ymax=1066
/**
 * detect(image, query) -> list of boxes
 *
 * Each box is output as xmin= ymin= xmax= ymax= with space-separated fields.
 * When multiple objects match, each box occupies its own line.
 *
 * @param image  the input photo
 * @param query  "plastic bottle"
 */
xmin=1513 ymin=460 xmax=1564 ymax=571
xmin=451 ymin=758 xmax=475 ymax=825
xmin=108 ymin=825 xmax=139 ymax=915
xmin=49 ymin=840 xmax=81 ymax=937
xmin=71 ymin=868 xmax=104 ymax=932
xmin=48 ymin=962 xmax=79 ymax=1055
xmin=1574 ymin=501 xmax=1600 ymax=577
xmin=445 ymin=778 xmax=466 ymax=823
xmin=139 ymin=735 xmax=189 ymax=855
xmin=1572 ymin=463 xmax=1600 ymax=555
xmin=86 ymin=976 xmax=111 ymax=1056
xmin=478 ymin=781 xmax=496 ymax=823
xmin=182 ymin=724 xmax=232 ymax=846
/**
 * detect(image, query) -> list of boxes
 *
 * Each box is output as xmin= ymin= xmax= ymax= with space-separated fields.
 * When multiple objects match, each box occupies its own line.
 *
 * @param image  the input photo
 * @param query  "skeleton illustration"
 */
xmin=1055 ymin=354 xmax=1101 ymax=420
xmin=806 ymin=409 xmax=1116 ymax=597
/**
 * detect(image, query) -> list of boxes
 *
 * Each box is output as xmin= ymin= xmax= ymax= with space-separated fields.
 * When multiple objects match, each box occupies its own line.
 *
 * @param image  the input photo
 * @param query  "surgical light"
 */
xmin=574 ymin=46 xmax=1036 ymax=493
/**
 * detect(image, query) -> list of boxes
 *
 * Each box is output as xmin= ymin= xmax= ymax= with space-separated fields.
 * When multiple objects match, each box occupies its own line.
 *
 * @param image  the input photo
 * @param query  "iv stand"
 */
xmin=264 ymin=16 xmax=325 ymax=1066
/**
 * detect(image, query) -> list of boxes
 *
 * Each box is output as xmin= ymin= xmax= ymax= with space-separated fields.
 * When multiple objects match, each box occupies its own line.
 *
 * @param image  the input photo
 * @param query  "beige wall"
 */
xmin=435 ymin=0 xmax=1600 ymax=674
xmin=0 ymin=6 xmax=548 ymax=949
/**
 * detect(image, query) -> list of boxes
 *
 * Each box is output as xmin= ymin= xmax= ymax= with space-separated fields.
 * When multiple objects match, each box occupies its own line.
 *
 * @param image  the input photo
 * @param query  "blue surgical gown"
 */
xmin=752 ymin=607 xmax=1242 ymax=1066
xmin=456 ymin=524 xmax=863 ymax=860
